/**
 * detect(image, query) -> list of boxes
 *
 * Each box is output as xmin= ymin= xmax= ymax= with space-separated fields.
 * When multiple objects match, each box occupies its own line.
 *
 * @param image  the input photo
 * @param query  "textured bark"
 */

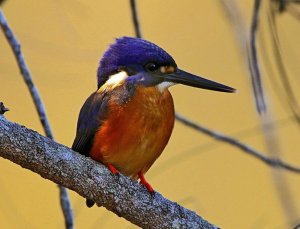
xmin=0 ymin=116 xmax=218 ymax=229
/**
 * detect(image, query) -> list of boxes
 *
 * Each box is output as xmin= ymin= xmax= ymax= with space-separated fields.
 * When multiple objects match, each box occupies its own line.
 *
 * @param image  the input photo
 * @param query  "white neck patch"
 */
xmin=98 ymin=71 xmax=128 ymax=92
xmin=156 ymin=82 xmax=176 ymax=92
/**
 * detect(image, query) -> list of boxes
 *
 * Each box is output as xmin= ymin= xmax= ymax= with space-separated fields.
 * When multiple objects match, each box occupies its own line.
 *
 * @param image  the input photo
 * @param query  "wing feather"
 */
xmin=72 ymin=92 xmax=109 ymax=156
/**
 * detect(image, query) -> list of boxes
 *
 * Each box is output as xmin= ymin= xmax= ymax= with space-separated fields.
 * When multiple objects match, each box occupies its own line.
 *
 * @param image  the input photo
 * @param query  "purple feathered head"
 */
xmin=97 ymin=37 xmax=176 ymax=88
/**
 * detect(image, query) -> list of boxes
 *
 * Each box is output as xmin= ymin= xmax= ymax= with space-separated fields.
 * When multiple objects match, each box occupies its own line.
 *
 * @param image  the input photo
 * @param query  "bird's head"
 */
xmin=97 ymin=36 xmax=235 ymax=93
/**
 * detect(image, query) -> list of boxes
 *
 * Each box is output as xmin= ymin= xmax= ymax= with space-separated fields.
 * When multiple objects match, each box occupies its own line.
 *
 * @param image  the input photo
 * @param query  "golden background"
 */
xmin=1 ymin=1 xmax=300 ymax=228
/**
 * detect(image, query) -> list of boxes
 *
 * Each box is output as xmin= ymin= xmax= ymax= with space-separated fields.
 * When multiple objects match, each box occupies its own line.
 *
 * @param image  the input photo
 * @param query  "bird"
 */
xmin=72 ymin=36 xmax=235 ymax=207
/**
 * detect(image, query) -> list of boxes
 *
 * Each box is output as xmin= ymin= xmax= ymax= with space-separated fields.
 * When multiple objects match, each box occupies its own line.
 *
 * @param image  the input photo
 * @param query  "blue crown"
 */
xmin=97 ymin=37 xmax=176 ymax=88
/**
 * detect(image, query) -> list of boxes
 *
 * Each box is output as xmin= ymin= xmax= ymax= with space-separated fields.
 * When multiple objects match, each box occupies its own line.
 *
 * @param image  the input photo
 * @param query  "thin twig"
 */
xmin=258 ymin=12 xmax=297 ymax=121
xmin=250 ymin=1 xmax=297 ymax=224
xmin=59 ymin=185 xmax=74 ymax=229
xmin=267 ymin=6 xmax=300 ymax=124
xmin=0 ymin=10 xmax=53 ymax=139
xmin=175 ymin=113 xmax=300 ymax=173
xmin=264 ymin=2 xmax=299 ymax=224
xmin=220 ymin=0 xmax=267 ymax=114
xmin=0 ymin=9 xmax=74 ymax=229
xmin=129 ymin=0 xmax=142 ymax=38
xmin=222 ymin=0 xmax=298 ymax=226
xmin=248 ymin=0 xmax=267 ymax=113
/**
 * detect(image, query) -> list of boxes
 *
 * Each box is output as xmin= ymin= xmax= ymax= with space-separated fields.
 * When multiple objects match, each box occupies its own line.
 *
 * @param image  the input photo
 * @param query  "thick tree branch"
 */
xmin=0 ymin=116 xmax=218 ymax=229
xmin=0 ymin=9 xmax=73 ymax=228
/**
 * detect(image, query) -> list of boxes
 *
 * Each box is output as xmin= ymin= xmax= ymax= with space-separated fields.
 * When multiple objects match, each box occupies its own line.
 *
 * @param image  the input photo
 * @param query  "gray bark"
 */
xmin=0 ymin=116 xmax=218 ymax=229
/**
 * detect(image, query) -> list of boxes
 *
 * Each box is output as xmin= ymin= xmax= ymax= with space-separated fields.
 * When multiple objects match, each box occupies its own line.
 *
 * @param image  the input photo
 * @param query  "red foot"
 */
xmin=138 ymin=172 xmax=154 ymax=193
xmin=107 ymin=164 xmax=118 ymax=174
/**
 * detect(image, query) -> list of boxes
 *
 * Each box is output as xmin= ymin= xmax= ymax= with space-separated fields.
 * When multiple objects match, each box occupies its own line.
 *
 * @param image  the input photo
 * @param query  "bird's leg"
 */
xmin=138 ymin=172 xmax=154 ymax=193
xmin=107 ymin=164 xmax=118 ymax=174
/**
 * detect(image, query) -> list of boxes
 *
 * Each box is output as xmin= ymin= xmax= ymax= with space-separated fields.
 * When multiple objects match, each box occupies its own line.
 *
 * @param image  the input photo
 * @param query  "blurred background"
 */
xmin=1 ymin=0 xmax=300 ymax=228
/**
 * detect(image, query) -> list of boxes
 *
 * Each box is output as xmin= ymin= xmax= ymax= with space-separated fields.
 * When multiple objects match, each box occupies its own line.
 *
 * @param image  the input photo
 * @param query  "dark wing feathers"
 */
xmin=72 ymin=91 xmax=110 ymax=208
xmin=72 ymin=92 xmax=109 ymax=156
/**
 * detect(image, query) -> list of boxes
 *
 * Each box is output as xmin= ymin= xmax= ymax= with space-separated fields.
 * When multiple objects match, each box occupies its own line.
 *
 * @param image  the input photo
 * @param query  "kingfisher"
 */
xmin=72 ymin=36 xmax=235 ymax=207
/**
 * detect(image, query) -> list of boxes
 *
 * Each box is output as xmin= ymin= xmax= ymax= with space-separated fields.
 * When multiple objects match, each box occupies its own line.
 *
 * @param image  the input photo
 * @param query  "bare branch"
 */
xmin=129 ymin=0 xmax=142 ymax=38
xmin=221 ymin=0 xmax=298 ymax=225
xmin=0 ymin=9 xmax=73 ymax=229
xmin=0 ymin=117 xmax=218 ymax=229
xmin=252 ymin=1 xmax=297 ymax=224
xmin=175 ymin=113 xmax=300 ymax=173
xmin=266 ymin=6 xmax=300 ymax=125
xmin=248 ymin=0 xmax=267 ymax=113
xmin=59 ymin=185 xmax=74 ymax=229
xmin=0 ymin=10 xmax=53 ymax=139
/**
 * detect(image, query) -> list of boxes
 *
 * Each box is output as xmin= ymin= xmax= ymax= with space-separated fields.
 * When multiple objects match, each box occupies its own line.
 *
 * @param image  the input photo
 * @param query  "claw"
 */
xmin=107 ymin=164 xmax=118 ymax=174
xmin=138 ymin=172 xmax=154 ymax=193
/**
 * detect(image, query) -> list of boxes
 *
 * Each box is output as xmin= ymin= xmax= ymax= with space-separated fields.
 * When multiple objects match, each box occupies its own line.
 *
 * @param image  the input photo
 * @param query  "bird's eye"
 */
xmin=145 ymin=63 xmax=159 ymax=72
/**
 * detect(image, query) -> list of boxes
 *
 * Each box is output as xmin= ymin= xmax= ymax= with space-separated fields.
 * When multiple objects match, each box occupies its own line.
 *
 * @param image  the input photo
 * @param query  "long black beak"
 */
xmin=165 ymin=69 xmax=235 ymax=93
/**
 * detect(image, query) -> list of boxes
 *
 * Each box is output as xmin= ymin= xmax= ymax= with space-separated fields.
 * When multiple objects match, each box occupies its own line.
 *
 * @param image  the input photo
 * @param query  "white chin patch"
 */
xmin=156 ymin=82 xmax=176 ymax=92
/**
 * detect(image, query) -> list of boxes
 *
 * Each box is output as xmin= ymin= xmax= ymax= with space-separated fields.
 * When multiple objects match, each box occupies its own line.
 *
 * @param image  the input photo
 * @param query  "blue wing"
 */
xmin=71 ymin=92 xmax=109 ymax=156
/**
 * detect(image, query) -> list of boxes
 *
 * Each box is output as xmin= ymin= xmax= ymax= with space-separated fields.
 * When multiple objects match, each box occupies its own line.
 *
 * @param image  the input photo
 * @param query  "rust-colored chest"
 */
xmin=90 ymin=86 xmax=175 ymax=177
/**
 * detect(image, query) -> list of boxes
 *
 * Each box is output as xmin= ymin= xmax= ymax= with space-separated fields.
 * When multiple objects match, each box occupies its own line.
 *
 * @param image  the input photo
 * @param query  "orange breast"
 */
xmin=90 ymin=86 xmax=174 ymax=178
